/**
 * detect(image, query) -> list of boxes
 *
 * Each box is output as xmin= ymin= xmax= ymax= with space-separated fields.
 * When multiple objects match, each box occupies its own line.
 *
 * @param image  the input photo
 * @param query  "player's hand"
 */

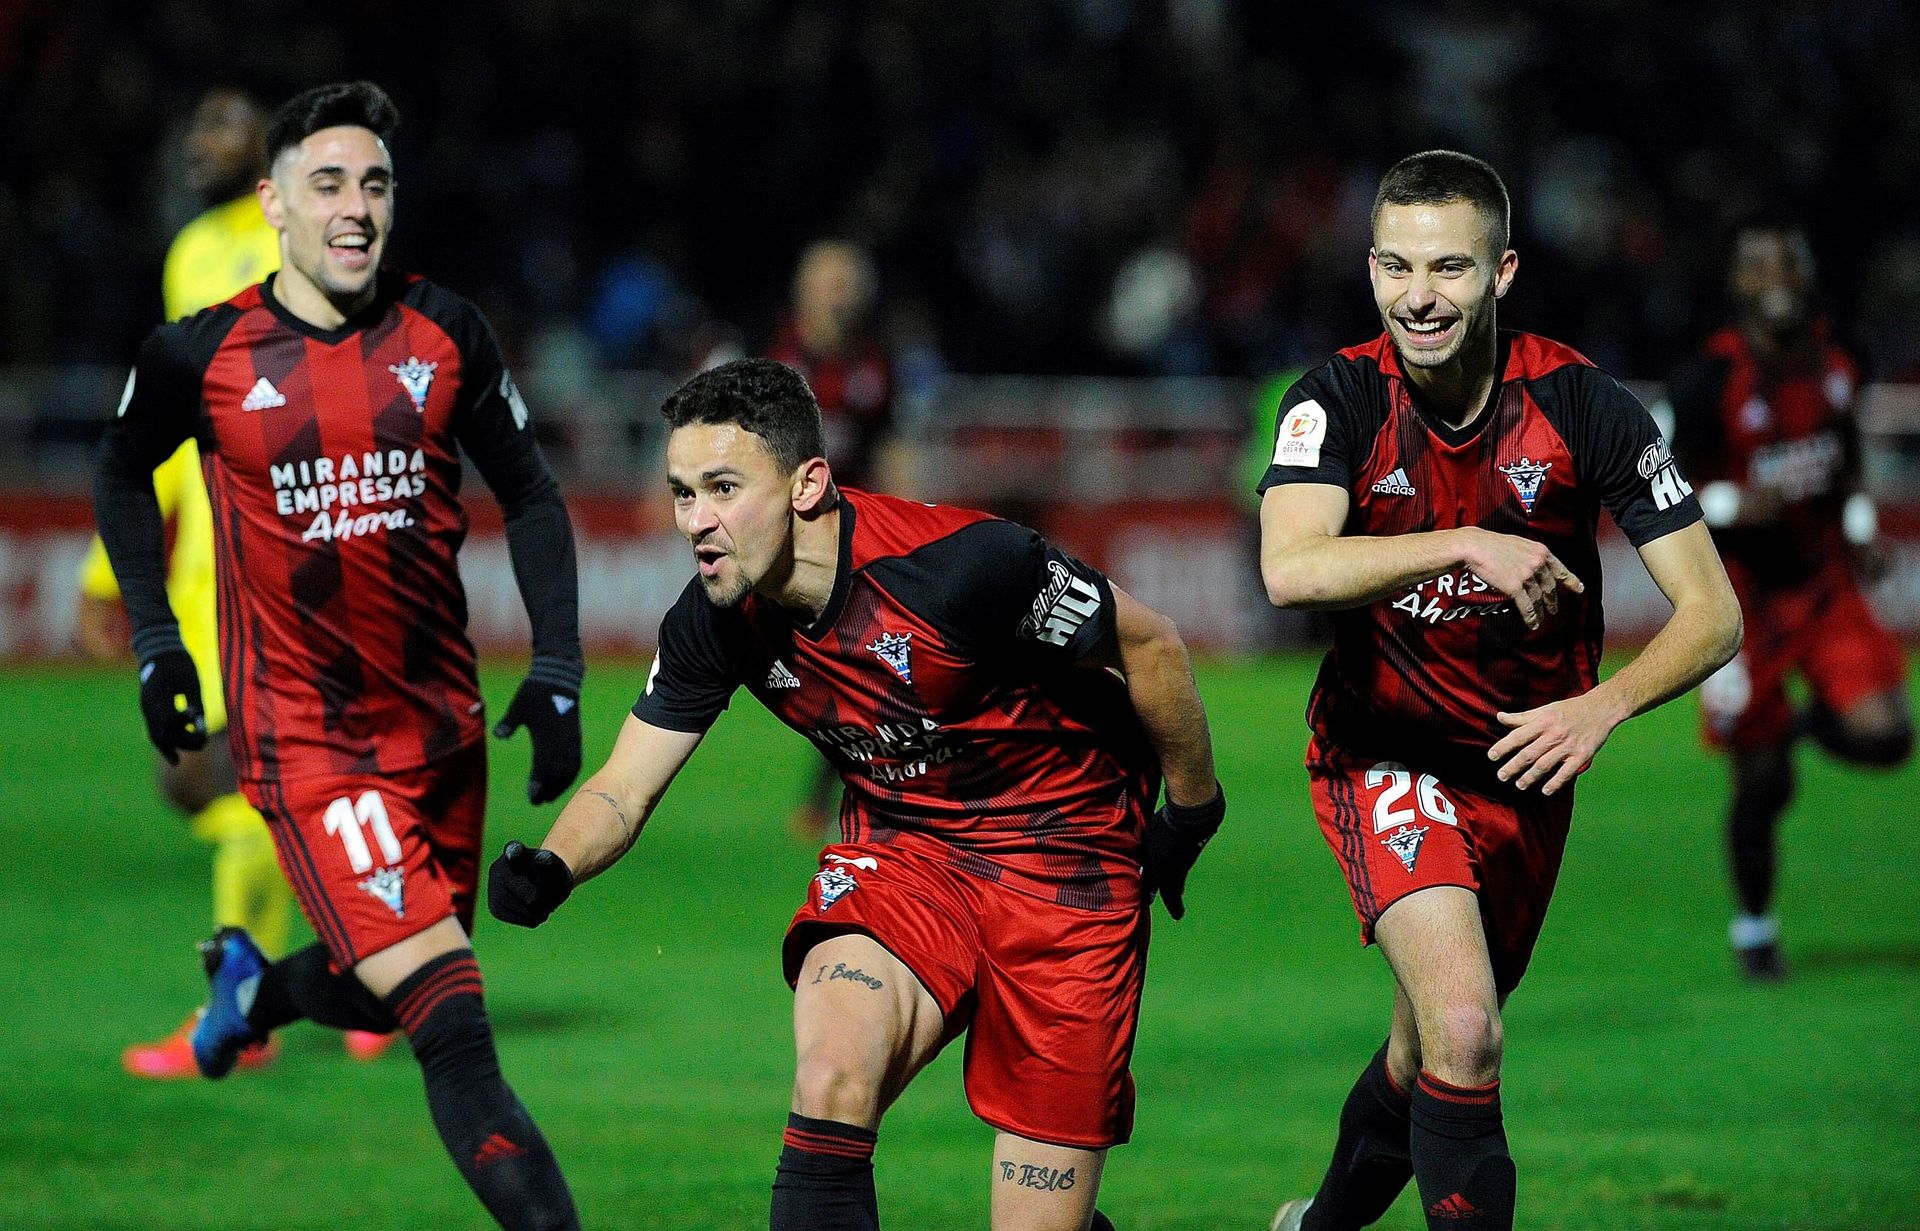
xmin=1454 ymin=528 xmax=1584 ymax=631
xmin=493 ymin=672 xmax=583 ymax=804
xmin=1488 ymin=693 xmax=1623 ymax=795
xmin=137 ymin=648 xmax=208 ymax=766
xmin=1143 ymin=784 xmax=1226 ymax=921
xmin=488 ymin=840 xmax=575 ymax=928
xmin=74 ymin=594 xmax=127 ymax=661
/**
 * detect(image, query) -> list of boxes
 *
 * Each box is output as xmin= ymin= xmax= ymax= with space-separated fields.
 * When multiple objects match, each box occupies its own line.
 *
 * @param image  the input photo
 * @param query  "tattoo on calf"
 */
xmin=810 ymin=962 xmax=884 ymax=990
xmin=996 ymin=1162 xmax=1077 ymax=1191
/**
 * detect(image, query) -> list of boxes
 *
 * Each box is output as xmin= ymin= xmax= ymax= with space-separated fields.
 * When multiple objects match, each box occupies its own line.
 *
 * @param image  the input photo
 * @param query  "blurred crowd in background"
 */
xmin=5 ymin=0 xmax=1920 ymax=388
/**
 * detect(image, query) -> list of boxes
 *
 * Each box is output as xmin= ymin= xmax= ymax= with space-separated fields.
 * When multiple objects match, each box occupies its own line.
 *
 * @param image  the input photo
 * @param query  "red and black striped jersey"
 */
xmin=1258 ymin=331 xmax=1702 ymax=789
xmin=1668 ymin=324 xmax=1862 ymax=587
xmin=106 ymin=272 xmax=567 ymax=783
xmin=633 ymin=489 xmax=1159 ymax=911
xmin=767 ymin=317 xmax=894 ymax=488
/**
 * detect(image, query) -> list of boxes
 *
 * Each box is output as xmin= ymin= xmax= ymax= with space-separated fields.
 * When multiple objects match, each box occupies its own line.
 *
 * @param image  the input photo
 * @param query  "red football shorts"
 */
xmin=1307 ymin=736 xmax=1574 ymax=995
xmin=783 ymin=841 xmax=1148 ymax=1149
xmin=1701 ymin=559 xmax=1907 ymax=750
xmin=244 ymin=741 xmax=487 ymax=969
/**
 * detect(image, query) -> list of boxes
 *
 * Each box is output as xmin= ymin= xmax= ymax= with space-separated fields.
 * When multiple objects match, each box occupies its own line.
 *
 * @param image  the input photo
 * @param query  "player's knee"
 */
xmin=1424 ymin=1001 xmax=1502 ymax=1083
xmin=791 ymin=1049 xmax=884 ymax=1125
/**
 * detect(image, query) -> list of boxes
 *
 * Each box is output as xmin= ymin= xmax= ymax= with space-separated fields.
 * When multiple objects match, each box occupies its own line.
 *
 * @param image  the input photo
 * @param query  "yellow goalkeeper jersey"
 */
xmin=81 ymin=194 xmax=279 ymax=724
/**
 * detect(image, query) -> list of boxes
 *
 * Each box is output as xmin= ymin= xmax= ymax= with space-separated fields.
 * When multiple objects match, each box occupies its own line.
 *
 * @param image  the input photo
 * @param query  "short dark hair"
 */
xmin=267 ymin=81 xmax=400 ymax=169
xmin=659 ymin=359 xmax=826 ymax=474
xmin=1372 ymin=150 xmax=1511 ymax=255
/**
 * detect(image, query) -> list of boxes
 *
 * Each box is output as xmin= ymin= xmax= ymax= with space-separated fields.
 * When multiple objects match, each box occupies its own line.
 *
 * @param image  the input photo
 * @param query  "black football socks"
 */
xmin=1409 ymin=1072 xmax=1513 ymax=1230
xmin=1303 ymin=1042 xmax=1414 ymax=1230
xmin=245 ymin=942 xmax=395 ymax=1034
xmin=771 ymin=1112 xmax=879 ymax=1231
xmin=386 ymin=950 xmax=579 ymax=1231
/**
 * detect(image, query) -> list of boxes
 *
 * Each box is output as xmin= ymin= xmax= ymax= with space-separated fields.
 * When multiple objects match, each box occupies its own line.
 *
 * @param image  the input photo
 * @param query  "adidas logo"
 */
xmin=1428 ymin=1193 xmax=1483 ymax=1220
xmin=240 ymin=376 xmax=287 ymax=411
xmin=1371 ymin=467 xmax=1416 ymax=496
xmin=766 ymin=660 xmax=801 ymax=690
xmin=472 ymin=1132 xmax=525 ymax=1170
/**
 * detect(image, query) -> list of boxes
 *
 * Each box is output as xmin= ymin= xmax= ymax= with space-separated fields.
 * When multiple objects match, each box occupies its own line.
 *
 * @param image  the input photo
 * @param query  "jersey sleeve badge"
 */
xmin=1273 ymin=399 xmax=1329 ymax=468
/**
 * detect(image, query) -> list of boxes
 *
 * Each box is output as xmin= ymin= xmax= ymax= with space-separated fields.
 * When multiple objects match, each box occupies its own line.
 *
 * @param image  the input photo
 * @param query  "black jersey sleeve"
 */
xmin=867 ymin=518 xmax=1117 ymax=664
xmin=92 ymin=319 xmax=218 ymax=660
xmin=630 ymin=579 xmax=739 ymax=732
xmin=1255 ymin=362 xmax=1375 ymax=495
xmin=440 ymin=294 xmax=583 ymax=683
xmin=1550 ymin=364 xmax=1705 ymax=547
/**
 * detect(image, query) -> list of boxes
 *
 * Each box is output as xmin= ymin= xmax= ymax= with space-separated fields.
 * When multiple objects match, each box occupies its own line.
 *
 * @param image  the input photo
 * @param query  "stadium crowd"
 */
xmin=4 ymin=0 xmax=1919 ymax=383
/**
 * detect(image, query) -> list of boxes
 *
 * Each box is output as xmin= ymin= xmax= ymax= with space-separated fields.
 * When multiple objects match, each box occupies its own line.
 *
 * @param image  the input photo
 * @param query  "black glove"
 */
xmin=138 ymin=648 xmax=208 ymax=766
xmin=488 ymin=840 xmax=575 ymax=927
xmin=1143 ymin=784 xmax=1226 ymax=921
xmin=493 ymin=666 xmax=583 ymax=804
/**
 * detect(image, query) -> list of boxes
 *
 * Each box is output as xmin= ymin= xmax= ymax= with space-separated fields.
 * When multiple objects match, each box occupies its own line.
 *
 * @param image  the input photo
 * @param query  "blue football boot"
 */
xmin=191 ymin=927 xmax=268 ymax=1079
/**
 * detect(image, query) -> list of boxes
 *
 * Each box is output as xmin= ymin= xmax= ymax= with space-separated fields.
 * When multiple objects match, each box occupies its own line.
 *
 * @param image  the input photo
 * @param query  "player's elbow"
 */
xmin=1701 ymin=588 xmax=1744 ymax=672
xmin=1262 ymin=554 xmax=1334 ymax=611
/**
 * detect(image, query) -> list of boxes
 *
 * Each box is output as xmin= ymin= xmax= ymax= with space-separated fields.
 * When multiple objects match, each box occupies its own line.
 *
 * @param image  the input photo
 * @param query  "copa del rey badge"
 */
xmin=1273 ymin=399 xmax=1328 ymax=468
xmin=389 ymin=356 xmax=438 ymax=410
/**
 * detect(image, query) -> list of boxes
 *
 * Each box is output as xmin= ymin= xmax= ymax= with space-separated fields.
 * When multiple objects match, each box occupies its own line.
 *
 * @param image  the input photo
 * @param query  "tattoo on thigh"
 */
xmin=996 ymin=1161 xmax=1076 ymax=1191
xmin=811 ymin=961 xmax=883 ymax=990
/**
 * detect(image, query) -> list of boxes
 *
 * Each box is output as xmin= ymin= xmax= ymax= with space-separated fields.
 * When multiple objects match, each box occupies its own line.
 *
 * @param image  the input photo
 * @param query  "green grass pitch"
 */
xmin=1 ymin=657 xmax=1914 ymax=1230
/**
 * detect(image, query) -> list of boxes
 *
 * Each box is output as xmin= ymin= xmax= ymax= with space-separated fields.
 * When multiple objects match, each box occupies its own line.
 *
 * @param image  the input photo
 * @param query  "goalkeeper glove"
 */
xmin=488 ymin=840 xmax=575 ymax=928
xmin=493 ymin=660 xmax=583 ymax=804
xmin=138 ymin=648 xmax=208 ymax=765
xmin=1143 ymin=784 xmax=1225 ymax=921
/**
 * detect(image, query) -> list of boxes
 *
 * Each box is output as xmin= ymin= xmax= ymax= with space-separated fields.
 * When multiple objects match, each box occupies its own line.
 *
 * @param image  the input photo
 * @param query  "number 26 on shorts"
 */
xmin=1363 ymin=762 xmax=1458 ymax=833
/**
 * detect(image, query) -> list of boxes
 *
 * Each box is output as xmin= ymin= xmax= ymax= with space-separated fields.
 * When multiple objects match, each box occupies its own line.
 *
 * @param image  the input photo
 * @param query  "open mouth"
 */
xmin=1398 ymin=316 xmax=1459 ymax=349
xmin=694 ymin=544 xmax=728 ymax=577
xmin=328 ymin=231 xmax=373 ymax=270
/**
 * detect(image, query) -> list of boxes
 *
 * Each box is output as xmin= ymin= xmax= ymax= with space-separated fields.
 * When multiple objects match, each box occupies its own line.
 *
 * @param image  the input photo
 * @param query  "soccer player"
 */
xmin=768 ymin=239 xmax=901 ymax=836
xmin=487 ymin=358 xmax=1224 ymax=1231
xmin=94 ymin=81 xmax=582 ymax=1230
xmin=1667 ymin=219 xmax=1912 ymax=981
xmin=1258 ymin=151 xmax=1741 ymax=1231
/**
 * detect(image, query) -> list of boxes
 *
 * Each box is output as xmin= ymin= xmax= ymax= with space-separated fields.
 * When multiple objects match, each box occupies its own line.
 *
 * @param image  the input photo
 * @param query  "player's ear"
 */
xmin=1493 ymin=248 xmax=1518 ymax=299
xmin=257 ymin=176 xmax=284 ymax=230
xmin=791 ymin=456 xmax=832 ymax=514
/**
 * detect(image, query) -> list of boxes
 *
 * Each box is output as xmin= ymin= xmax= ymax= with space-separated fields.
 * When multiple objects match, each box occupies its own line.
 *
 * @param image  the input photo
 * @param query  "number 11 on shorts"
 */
xmin=323 ymin=791 xmax=402 ymax=873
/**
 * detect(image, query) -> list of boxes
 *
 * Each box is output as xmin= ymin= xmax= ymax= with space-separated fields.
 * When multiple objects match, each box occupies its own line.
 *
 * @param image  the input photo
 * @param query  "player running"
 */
xmin=93 ymin=81 xmax=583 ymax=1230
xmin=1259 ymin=151 xmax=1741 ymax=1231
xmin=488 ymin=357 xmax=1224 ymax=1231
xmin=1667 ymin=219 xmax=1912 ymax=981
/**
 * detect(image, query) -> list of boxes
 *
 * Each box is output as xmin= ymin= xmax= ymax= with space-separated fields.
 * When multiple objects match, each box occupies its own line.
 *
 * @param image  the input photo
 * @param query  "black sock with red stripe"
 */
xmin=386 ymin=950 xmax=579 ymax=1231
xmin=246 ymin=942 xmax=395 ymax=1034
xmin=1302 ymin=1041 xmax=1413 ymax=1230
xmin=771 ymin=1112 xmax=879 ymax=1231
xmin=1409 ymin=1072 xmax=1513 ymax=1230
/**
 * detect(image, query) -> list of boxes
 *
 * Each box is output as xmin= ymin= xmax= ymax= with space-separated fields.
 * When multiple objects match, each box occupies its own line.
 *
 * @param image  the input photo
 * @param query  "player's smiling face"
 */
xmin=1370 ymin=200 xmax=1516 ymax=371
xmin=260 ymin=125 xmax=393 ymax=319
xmin=667 ymin=423 xmax=803 ymax=608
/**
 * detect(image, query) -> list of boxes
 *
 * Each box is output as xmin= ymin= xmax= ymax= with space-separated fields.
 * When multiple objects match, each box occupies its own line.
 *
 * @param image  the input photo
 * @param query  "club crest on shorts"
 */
xmin=814 ymin=866 xmax=858 ymax=911
xmin=1381 ymin=824 xmax=1428 ymax=874
xmin=866 ymin=631 xmax=914 ymax=685
xmin=1498 ymin=457 xmax=1551 ymax=515
xmin=358 ymin=866 xmax=406 ymax=917
xmin=388 ymin=356 xmax=438 ymax=410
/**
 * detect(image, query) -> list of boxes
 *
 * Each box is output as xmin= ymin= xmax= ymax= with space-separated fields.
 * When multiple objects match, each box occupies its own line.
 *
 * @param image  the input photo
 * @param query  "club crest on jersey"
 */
xmin=1498 ymin=457 xmax=1551 ymax=514
xmin=814 ymin=867 xmax=858 ymax=911
xmin=1381 ymin=824 xmax=1427 ymax=873
xmin=866 ymin=631 xmax=914 ymax=685
xmin=388 ymin=356 xmax=438 ymax=410
xmin=357 ymin=866 xmax=406 ymax=917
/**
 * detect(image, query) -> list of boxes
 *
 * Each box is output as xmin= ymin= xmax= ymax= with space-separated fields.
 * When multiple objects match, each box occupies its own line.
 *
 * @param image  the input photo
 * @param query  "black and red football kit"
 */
xmin=95 ymin=271 xmax=580 ymax=966
xmin=767 ymin=318 xmax=894 ymax=489
xmin=1668 ymin=325 xmax=1905 ymax=749
xmin=1259 ymin=331 xmax=1702 ymax=990
xmin=634 ymin=489 xmax=1159 ymax=1147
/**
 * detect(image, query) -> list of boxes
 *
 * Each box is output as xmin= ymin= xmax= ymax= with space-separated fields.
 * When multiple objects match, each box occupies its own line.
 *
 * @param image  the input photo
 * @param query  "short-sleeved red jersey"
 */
xmin=1259 ymin=331 xmax=1703 ymax=787
xmin=635 ymin=490 xmax=1159 ymax=910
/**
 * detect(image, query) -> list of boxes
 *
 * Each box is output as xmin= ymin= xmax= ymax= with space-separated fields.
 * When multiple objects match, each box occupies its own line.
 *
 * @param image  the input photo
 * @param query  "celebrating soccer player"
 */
xmin=1667 ymin=219 xmax=1913 ymax=981
xmin=488 ymin=357 xmax=1223 ymax=1231
xmin=1258 ymin=151 xmax=1742 ymax=1231
xmin=93 ymin=81 xmax=583 ymax=1230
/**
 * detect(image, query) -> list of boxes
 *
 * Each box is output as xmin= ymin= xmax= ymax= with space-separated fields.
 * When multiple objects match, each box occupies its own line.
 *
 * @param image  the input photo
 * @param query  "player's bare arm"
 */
xmin=1089 ymin=584 xmax=1216 ymax=804
xmin=1489 ymin=521 xmax=1742 ymax=794
xmin=1260 ymin=482 xmax=1583 ymax=630
xmin=537 ymin=714 xmax=705 ymax=884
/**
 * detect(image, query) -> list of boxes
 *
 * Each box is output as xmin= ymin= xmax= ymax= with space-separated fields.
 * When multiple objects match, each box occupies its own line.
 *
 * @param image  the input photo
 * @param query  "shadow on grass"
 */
xmin=489 ymin=1000 xmax=628 ymax=1036
xmin=1792 ymin=943 xmax=1920 ymax=974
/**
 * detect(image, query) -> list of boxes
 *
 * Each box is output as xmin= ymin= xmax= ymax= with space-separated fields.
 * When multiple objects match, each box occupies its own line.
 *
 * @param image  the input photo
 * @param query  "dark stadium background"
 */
xmin=0 ymin=4 xmax=1915 ymax=1230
